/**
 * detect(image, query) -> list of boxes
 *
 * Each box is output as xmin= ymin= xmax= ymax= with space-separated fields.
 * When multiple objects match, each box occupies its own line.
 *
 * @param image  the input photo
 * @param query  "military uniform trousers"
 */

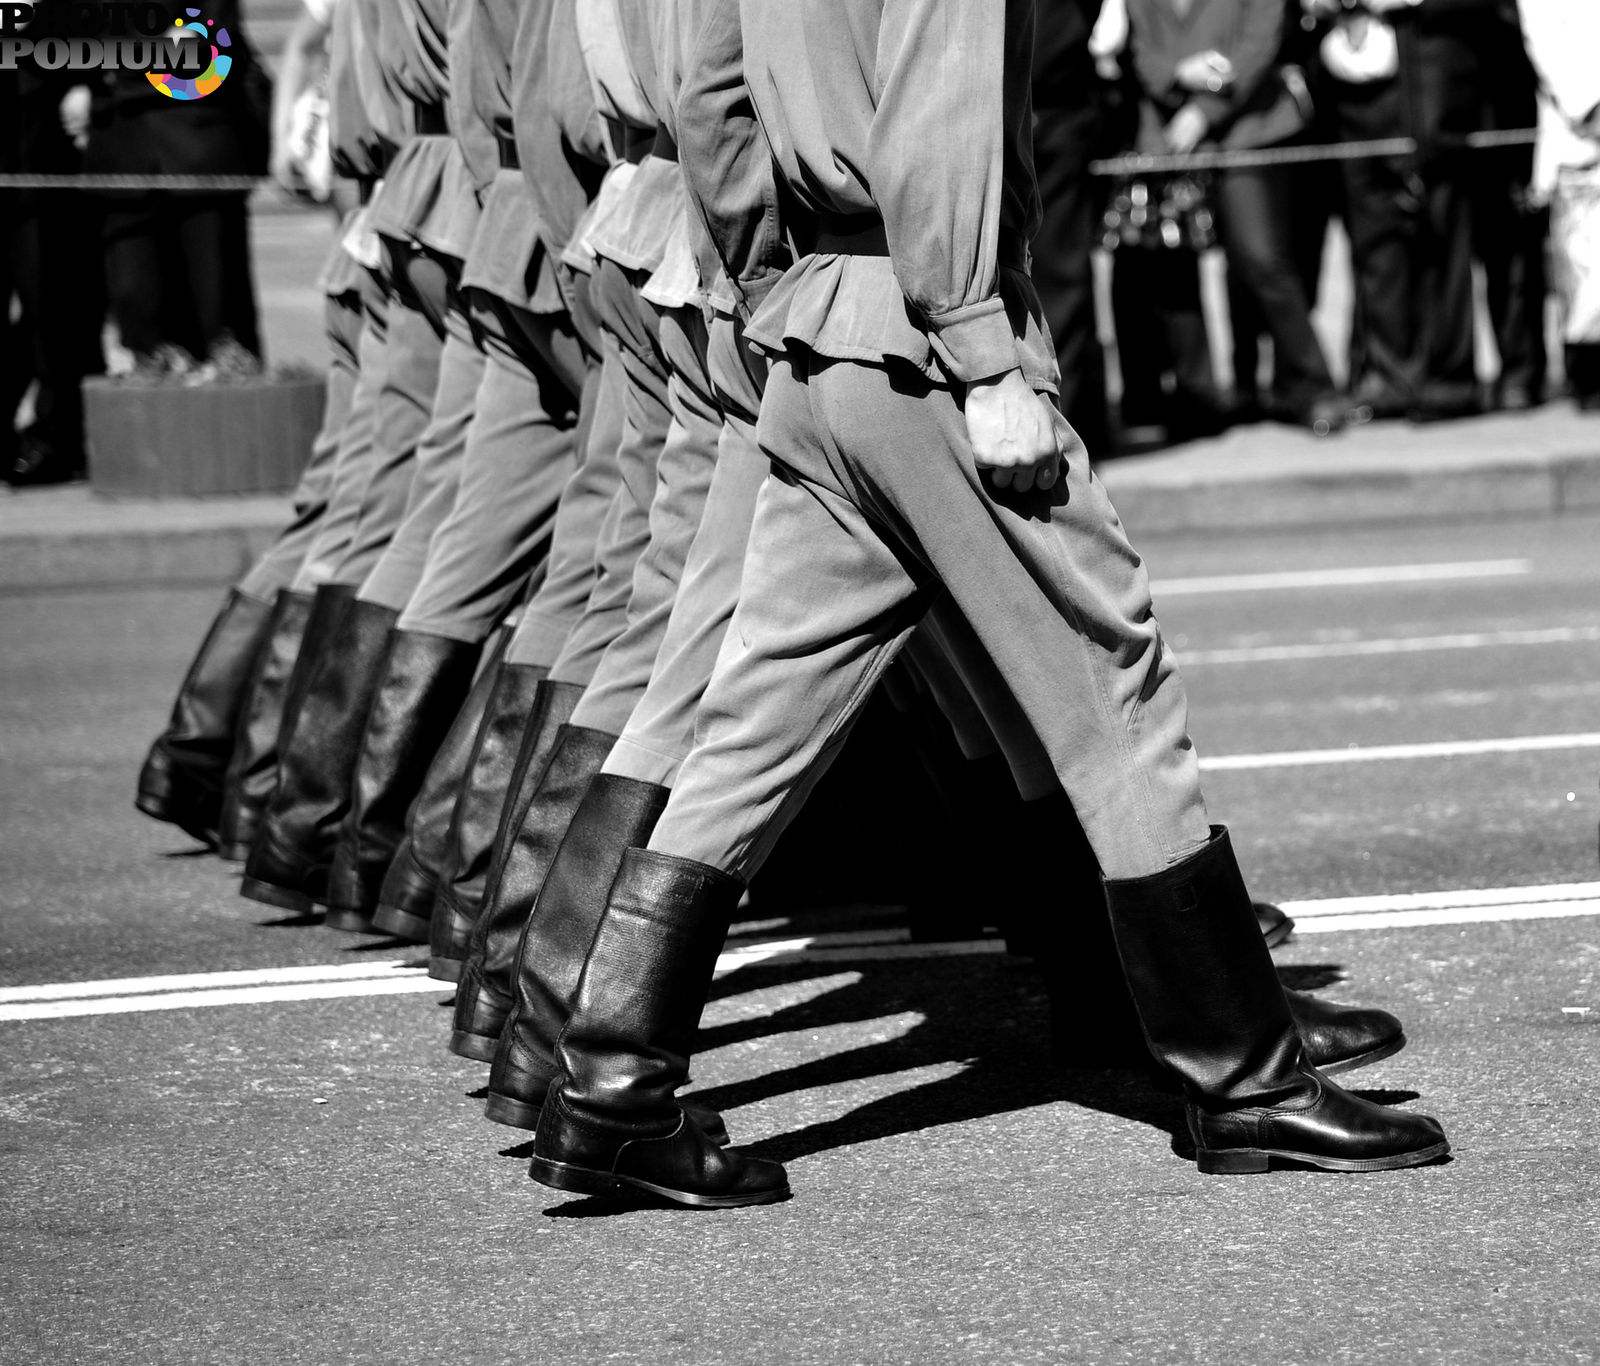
xmin=645 ymin=350 xmax=1214 ymax=884
xmin=602 ymin=316 xmax=1057 ymax=799
xmin=384 ymin=292 xmax=590 ymax=645
xmin=292 ymin=238 xmax=455 ymax=591
xmin=601 ymin=311 xmax=769 ymax=785
xmin=504 ymin=256 xmax=672 ymax=679
xmin=236 ymin=244 xmax=373 ymax=604
xmin=562 ymin=300 xmax=722 ymax=737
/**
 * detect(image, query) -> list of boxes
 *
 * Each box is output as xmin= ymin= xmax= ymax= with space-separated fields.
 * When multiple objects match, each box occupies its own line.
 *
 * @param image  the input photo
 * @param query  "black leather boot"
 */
xmin=1027 ymin=796 xmax=1402 ymax=1075
xmin=485 ymin=774 xmax=671 ymax=1127
xmin=449 ymin=723 xmax=614 ymax=1059
xmin=530 ymin=849 xmax=788 ymax=1208
xmin=322 ymin=630 xmax=483 ymax=932
xmin=136 ymin=588 xmax=277 ymax=847
xmin=216 ymin=587 xmax=322 ymax=861
xmin=240 ymin=598 xmax=400 ymax=913
xmin=1104 ymin=828 xmax=1449 ymax=1174
xmin=370 ymin=630 xmax=517 ymax=941
xmin=427 ymin=678 xmax=581 ymax=980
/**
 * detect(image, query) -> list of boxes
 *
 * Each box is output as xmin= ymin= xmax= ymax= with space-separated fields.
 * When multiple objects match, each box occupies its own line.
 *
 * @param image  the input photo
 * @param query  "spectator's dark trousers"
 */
xmin=1032 ymin=95 xmax=1109 ymax=452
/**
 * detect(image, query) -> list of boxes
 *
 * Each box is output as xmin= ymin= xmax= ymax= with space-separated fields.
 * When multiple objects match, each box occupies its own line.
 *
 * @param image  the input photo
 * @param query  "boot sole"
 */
xmin=371 ymin=903 xmax=432 ymax=942
xmin=448 ymin=1029 xmax=498 ymax=1062
xmin=428 ymin=956 xmax=464 ymax=983
xmin=1261 ymin=917 xmax=1295 ymax=950
xmin=1197 ymin=1138 xmax=1450 ymax=1175
xmin=484 ymin=1090 xmax=543 ymax=1129
xmin=216 ymin=841 xmax=254 ymax=864
xmin=528 ymin=1156 xmax=789 ymax=1209
xmin=1316 ymin=1033 xmax=1406 ymax=1077
xmin=239 ymin=876 xmax=320 ymax=914
xmin=324 ymin=907 xmax=383 ymax=935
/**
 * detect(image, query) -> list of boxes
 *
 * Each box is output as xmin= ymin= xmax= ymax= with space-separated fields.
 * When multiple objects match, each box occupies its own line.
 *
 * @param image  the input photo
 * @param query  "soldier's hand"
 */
xmin=965 ymin=370 xmax=1063 ymax=493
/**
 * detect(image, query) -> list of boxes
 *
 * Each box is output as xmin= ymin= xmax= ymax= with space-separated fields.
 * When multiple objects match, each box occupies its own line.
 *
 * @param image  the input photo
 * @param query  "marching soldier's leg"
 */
xmin=242 ymin=246 xmax=454 ymax=914
xmin=427 ymin=349 xmax=625 ymax=979
xmin=448 ymin=260 xmax=675 ymax=1057
xmin=136 ymin=250 xmax=367 ymax=850
xmin=331 ymin=299 xmax=585 ymax=932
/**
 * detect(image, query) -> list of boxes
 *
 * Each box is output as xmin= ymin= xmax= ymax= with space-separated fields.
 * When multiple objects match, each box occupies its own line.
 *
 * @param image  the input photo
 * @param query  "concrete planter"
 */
xmin=83 ymin=373 xmax=324 ymax=497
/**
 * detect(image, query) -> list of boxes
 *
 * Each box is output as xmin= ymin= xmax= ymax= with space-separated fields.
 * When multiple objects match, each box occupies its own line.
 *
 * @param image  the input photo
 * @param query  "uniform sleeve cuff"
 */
xmin=925 ymin=299 xmax=1018 ymax=383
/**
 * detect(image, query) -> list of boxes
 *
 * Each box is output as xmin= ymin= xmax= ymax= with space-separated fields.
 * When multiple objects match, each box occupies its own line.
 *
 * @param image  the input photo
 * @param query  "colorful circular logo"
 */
xmin=146 ymin=8 xmax=232 ymax=100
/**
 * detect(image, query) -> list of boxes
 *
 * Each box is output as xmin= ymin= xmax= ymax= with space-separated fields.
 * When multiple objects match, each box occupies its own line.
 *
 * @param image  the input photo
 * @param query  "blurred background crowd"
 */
xmin=1 ymin=0 xmax=1597 ymax=489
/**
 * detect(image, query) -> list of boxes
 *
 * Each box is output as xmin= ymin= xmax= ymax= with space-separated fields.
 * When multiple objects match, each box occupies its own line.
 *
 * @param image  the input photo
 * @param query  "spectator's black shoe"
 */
xmin=4 ymin=433 xmax=86 ymax=487
xmin=216 ymin=588 xmax=321 ymax=861
xmin=1408 ymin=383 xmax=1481 ymax=424
xmin=530 ymin=850 xmax=787 ymax=1209
xmin=427 ymin=678 xmax=582 ymax=981
xmin=136 ymin=588 xmax=277 ymax=848
xmin=371 ymin=629 xmax=514 ymax=942
xmin=1105 ymin=828 xmax=1448 ymax=1174
xmin=240 ymin=598 xmax=399 ymax=913
xmin=323 ymin=629 xmax=482 ymax=933
xmin=449 ymin=723 xmax=615 ymax=1059
xmin=1495 ymin=382 xmax=1542 ymax=413
xmin=1301 ymin=394 xmax=1348 ymax=438
xmin=485 ymin=774 xmax=671 ymax=1126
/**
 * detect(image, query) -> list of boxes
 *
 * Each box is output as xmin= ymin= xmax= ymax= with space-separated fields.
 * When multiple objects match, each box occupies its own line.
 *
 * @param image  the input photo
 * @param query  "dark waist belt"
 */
xmin=790 ymin=212 xmax=1028 ymax=271
xmin=414 ymin=102 xmax=448 ymax=137
xmin=498 ymin=135 xmax=520 ymax=170
xmin=651 ymin=124 xmax=678 ymax=163
xmin=790 ymin=212 xmax=889 ymax=259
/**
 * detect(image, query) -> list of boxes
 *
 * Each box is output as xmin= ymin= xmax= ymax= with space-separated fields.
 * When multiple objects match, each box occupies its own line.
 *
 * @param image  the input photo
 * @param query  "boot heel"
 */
xmin=1197 ymin=1148 xmax=1271 ymax=1175
xmin=528 ymin=1156 xmax=624 ymax=1198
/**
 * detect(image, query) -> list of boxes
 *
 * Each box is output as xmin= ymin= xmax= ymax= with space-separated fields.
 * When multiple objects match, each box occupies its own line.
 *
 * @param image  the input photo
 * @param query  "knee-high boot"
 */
xmin=1104 ymin=828 xmax=1449 ymax=1174
xmin=322 ymin=630 xmax=483 ymax=932
xmin=215 ymin=587 xmax=320 ymax=861
xmin=485 ymin=774 xmax=670 ymax=1127
xmin=371 ymin=629 xmax=517 ymax=942
xmin=1022 ymin=795 xmax=1403 ymax=1074
xmin=240 ymin=598 xmax=400 ymax=913
xmin=448 ymin=723 xmax=615 ymax=1059
xmin=136 ymin=588 xmax=277 ymax=847
xmin=427 ymin=678 xmax=581 ymax=980
xmin=530 ymin=848 xmax=788 ymax=1208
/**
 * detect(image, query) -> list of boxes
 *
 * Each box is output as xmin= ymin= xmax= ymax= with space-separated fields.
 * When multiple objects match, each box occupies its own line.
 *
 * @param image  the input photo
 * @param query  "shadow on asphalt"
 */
xmin=510 ymin=956 xmax=1446 ymax=1216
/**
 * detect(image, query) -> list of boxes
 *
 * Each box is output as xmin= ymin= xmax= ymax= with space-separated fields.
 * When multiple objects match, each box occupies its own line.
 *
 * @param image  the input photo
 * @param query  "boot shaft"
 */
xmin=1103 ymin=827 xmax=1306 ymax=1109
xmin=554 ymin=848 xmax=743 ymax=1132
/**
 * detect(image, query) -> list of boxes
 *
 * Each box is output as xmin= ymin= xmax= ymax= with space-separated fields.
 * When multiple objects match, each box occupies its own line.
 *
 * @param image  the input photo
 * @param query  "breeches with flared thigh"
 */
xmin=564 ymin=304 xmax=722 ymax=737
xmin=237 ymin=278 xmax=367 ymax=602
xmin=394 ymin=295 xmax=588 ymax=643
xmin=536 ymin=258 xmax=672 ymax=689
xmin=646 ymin=351 xmax=1211 ymax=883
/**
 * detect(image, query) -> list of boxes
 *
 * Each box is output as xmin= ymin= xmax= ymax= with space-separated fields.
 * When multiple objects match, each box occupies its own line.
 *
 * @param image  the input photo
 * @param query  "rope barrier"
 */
xmin=1088 ymin=127 xmax=1537 ymax=178
xmin=0 ymin=128 xmax=1539 ymax=189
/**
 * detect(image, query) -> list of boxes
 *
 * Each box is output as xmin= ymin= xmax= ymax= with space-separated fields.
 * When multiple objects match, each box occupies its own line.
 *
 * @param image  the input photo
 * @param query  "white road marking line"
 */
xmin=6 ymin=881 xmax=1598 ymax=1021
xmin=1281 ymin=880 xmax=1600 ymax=935
xmin=0 ymin=959 xmax=427 ymax=1004
xmin=1290 ymin=901 xmax=1600 ymax=934
xmin=1200 ymin=732 xmax=1600 ymax=771
xmin=1182 ymin=625 xmax=1600 ymax=666
xmin=1281 ymin=880 xmax=1600 ymax=917
xmin=1150 ymin=559 xmax=1530 ymax=597
xmin=0 ymin=975 xmax=445 ymax=1022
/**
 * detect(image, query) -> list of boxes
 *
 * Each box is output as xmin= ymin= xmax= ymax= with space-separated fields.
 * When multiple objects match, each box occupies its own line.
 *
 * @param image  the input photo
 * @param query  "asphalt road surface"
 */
xmin=3 ymin=512 xmax=1598 ymax=1365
